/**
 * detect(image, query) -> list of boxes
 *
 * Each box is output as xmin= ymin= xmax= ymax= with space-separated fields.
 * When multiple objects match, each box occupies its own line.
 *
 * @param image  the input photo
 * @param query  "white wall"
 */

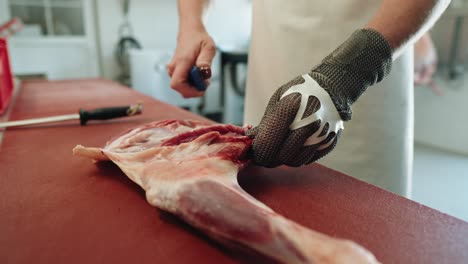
xmin=3 ymin=0 xmax=99 ymax=79
xmin=414 ymin=73 xmax=468 ymax=155
xmin=205 ymin=0 xmax=251 ymax=51
xmin=0 ymin=0 xmax=10 ymax=21
xmin=9 ymin=38 xmax=99 ymax=79
xmin=413 ymin=9 xmax=468 ymax=155
xmin=95 ymin=0 xmax=178 ymax=80
xmin=430 ymin=11 xmax=468 ymax=66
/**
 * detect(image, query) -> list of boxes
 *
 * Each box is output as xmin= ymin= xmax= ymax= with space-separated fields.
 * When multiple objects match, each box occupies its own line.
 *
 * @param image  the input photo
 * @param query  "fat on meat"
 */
xmin=73 ymin=119 xmax=379 ymax=264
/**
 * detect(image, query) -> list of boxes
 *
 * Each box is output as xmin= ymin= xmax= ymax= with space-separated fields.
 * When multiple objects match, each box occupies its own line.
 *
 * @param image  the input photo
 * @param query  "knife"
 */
xmin=0 ymin=102 xmax=143 ymax=128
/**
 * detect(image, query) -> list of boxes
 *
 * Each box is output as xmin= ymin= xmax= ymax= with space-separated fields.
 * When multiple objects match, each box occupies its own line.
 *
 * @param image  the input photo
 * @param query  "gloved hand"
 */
xmin=248 ymin=29 xmax=393 ymax=167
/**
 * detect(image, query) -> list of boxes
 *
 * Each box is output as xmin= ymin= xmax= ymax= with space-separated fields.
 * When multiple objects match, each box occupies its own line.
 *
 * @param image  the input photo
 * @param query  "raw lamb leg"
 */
xmin=73 ymin=120 xmax=379 ymax=264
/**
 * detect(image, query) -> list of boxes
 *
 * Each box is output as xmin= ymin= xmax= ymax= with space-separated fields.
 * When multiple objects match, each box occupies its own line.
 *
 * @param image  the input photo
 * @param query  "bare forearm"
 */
xmin=366 ymin=0 xmax=451 ymax=58
xmin=177 ymin=0 xmax=210 ymax=31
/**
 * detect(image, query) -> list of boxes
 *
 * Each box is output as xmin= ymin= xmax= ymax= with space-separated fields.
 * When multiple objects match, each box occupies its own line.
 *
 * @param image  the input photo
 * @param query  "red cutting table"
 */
xmin=1 ymin=79 xmax=467 ymax=264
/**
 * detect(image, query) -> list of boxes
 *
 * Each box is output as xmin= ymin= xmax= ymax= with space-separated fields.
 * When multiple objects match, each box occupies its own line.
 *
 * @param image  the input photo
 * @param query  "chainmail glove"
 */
xmin=248 ymin=29 xmax=393 ymax=167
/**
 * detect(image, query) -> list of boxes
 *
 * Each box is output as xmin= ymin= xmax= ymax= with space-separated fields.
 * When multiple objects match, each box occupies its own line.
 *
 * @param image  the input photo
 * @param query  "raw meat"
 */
xmin=73 ymin=119 xmax=379 ymax=264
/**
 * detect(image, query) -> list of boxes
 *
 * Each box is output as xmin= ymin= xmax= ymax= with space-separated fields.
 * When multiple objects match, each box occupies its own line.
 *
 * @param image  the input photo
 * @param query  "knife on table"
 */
xmin=0 ymin=103 xmax=143 ymax=128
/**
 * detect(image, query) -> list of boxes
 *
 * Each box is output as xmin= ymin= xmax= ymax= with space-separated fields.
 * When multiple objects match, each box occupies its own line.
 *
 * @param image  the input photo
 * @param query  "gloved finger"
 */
xmin=276 ymin=96 xmax=322 ymax=165
xmin=278 ymin=125 xmax=320 ymax=167
xmin=263 ymin=75 xmax=306 ymax=115
xmin=251 ymin=93 xmax=301 ymax=167
xmin=282 ymin=123 xmax=330 ymax=167
xmin=284 ymin=146 xmax=318 ymax=167
xmin=307 ymin=129 xmax=342 ymax=164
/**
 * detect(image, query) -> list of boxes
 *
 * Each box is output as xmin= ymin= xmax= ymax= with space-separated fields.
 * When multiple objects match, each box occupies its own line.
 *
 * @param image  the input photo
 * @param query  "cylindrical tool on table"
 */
xmin=0 ymin=103 xmax=143 ymax=128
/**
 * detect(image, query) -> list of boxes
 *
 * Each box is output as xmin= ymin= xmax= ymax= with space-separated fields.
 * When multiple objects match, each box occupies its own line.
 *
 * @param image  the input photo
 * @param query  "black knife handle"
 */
xmin=79 ymin=103 xmax=143 ymax=125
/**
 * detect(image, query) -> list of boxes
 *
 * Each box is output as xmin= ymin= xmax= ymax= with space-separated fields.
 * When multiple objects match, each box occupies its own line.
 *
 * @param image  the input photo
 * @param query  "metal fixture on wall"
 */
xmin=115 ymin=0 xmax=141 ymax=86
xmin=447 ymin=16 xmax=465 ymax=80
xmin=218 ymin=50 xmax=248 ymax=124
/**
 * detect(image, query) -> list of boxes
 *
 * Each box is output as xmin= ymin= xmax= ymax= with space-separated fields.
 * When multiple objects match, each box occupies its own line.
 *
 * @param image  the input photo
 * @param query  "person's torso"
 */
xmin=244 ymin=0 xmax=414 ymax=197
xmin=245 ymin=0 xmax=384 ymax=124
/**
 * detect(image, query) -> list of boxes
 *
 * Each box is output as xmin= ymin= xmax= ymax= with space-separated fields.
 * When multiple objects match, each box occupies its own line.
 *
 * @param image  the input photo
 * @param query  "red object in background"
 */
xmin=0 ymin=18 xmax=22 ymax=115
xmin=0 ymin=38 xmax=13 ymax=115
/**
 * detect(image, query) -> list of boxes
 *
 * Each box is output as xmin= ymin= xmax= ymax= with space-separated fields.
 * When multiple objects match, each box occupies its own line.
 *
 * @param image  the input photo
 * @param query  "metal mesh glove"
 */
xmin=248 ymin=29 xmax=392 ymax=167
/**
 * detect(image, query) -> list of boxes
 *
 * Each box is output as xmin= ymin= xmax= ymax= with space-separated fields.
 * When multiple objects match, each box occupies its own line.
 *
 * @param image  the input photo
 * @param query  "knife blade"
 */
xmin=0 ymin=102 xmax=143 ymax=128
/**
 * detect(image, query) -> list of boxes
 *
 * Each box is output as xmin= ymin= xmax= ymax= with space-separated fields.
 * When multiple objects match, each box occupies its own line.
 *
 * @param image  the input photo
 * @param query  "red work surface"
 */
xmin=1 ymin=79 xmax=467 ymax=264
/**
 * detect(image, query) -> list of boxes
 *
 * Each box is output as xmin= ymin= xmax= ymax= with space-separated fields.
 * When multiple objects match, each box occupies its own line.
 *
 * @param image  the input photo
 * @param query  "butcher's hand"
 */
xmin=414 ymin=33 xmax=437 ymax=86
xmin=167 ymin=27 xmax=216 ymax=98
xmin=248 ymin=29 xmax=393 ymax=168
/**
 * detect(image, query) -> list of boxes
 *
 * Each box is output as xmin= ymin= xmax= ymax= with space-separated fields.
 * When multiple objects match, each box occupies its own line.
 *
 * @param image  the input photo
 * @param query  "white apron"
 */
xmin=244 ymin=0 xmax=414 ymax=197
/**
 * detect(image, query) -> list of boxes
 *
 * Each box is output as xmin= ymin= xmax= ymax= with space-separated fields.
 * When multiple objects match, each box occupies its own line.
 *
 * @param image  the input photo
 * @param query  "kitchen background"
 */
xmin=1 ymin=0 xmax=467 ymax=221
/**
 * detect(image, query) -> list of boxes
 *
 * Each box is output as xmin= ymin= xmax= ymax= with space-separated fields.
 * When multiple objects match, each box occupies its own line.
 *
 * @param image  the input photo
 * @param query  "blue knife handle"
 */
xmin=188 ymin=66 xmax=207 ymax=91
